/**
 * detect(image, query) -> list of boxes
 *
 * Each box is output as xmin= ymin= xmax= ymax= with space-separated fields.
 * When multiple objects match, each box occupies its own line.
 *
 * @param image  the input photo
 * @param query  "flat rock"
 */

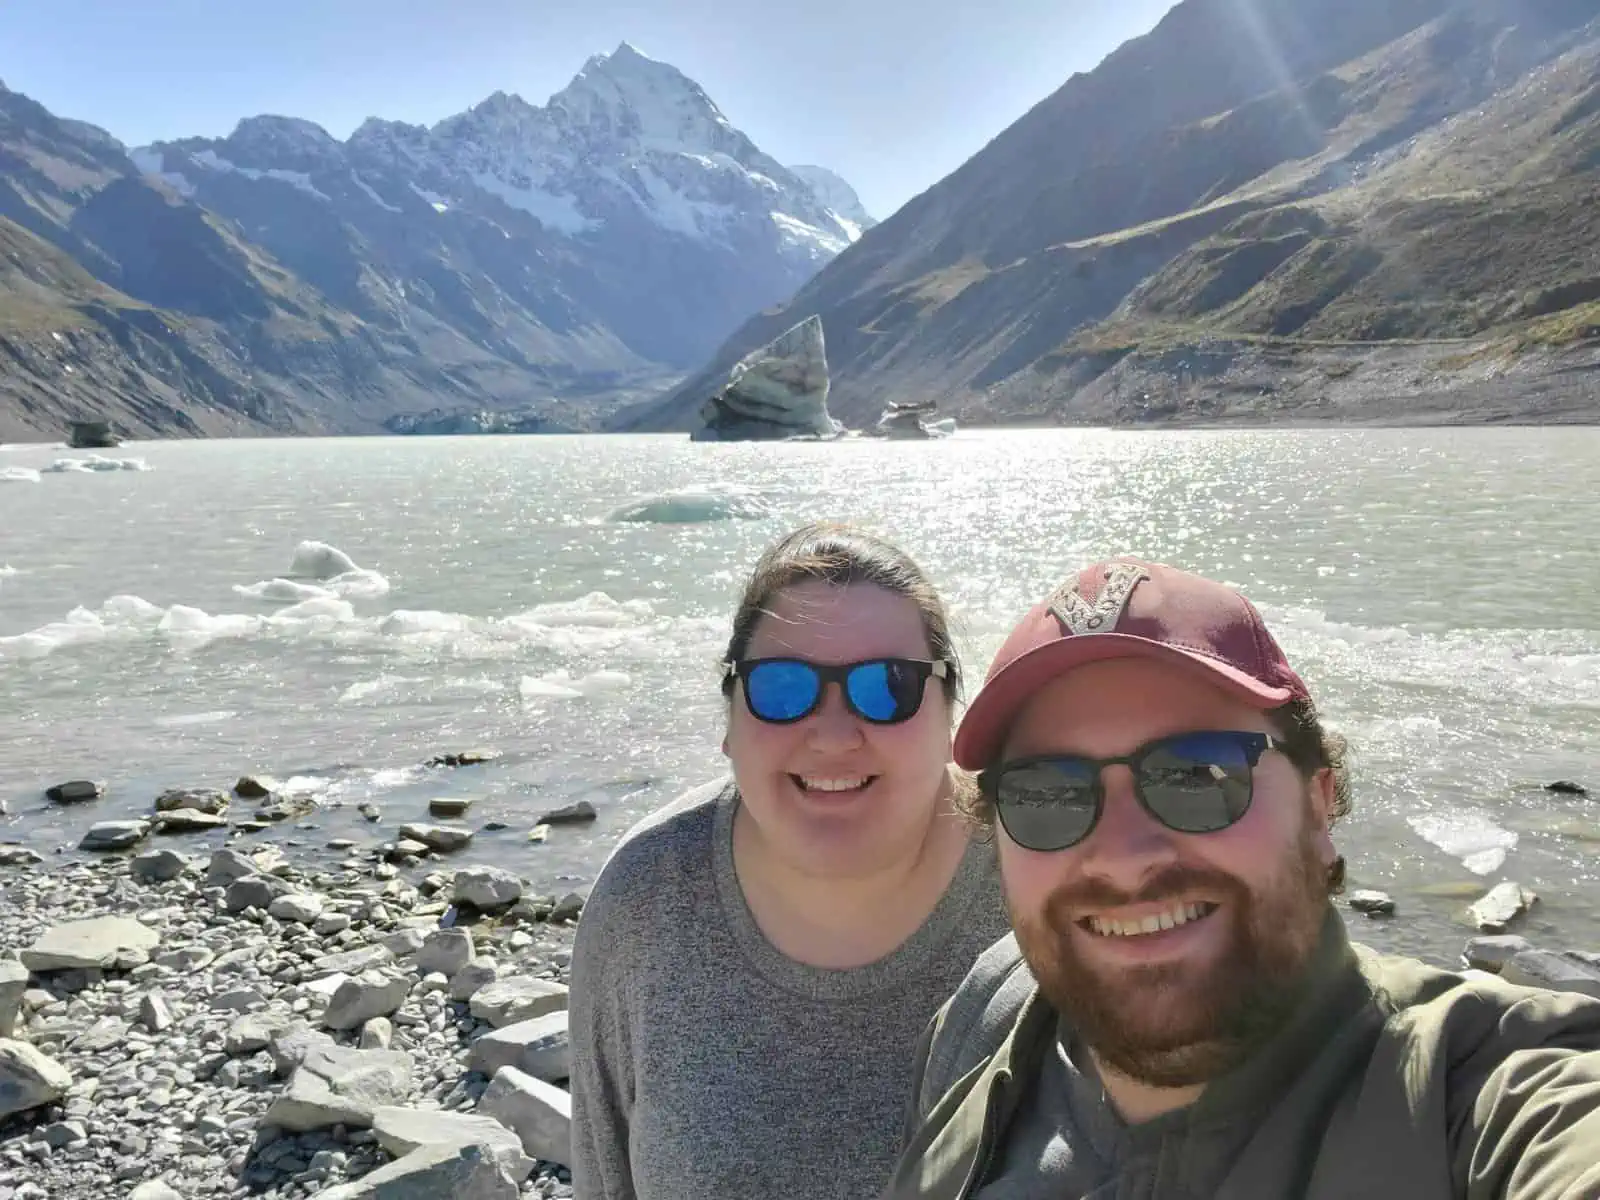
xmin=316 ymin=1140 xmax=519 ymax=1200
xmin=372 ymin=1105 xmax=533 ymax=1180
xmin=151 ymin=809 xmax=228 ymax=834
xmin=318 ymin=945 xmax=396 ymax=977
xmin=449 ymin=960 xmax=499 ymax=1002
xmin=478 ymin=1065 xmax=572 ymax=1167
xmin=72 ymin=1015 xmax=128 ymax=1052
xmin=263 ymin=1042 xmax=414 ymax=1131
xmin=429 ymin=797 xmax=474 ymax=818
xmin=399 ymin=823 xmax=474 ymax=853
xmin=1347 ymin=889 xmax=1395 ymax=916
xmin=0 ymin=960 xmax=28 ymax=1038
xmin=324 ymin=970 xmax=411 ymax=1031
xmin=22 ymin=916 xmax=161 ymax=972
xmin=1463 ymin=934 xmax=1534 ymax=974
xmin=535 ymin=801 xmax=597 ymax=826
xmin=138 ymin=990 xmax=174 ymax=1033
xmin=268 ymin=892 xmax=325 ymax=924
xmin=79 ymin=820 xmax=151 ymax=851
xmin=0 ymin=1039 xmax=72 ymax=1120
xmin=267 ymin=1023 xmax=332 ymax=1077
xmin=415 ymin=929 xmax=474 ymax=979
xmin=469 ymin=977 xmax=569 ymax=1028
xmin=1469 ymin=882 xmax=1538 ymax=933
xmin=205 ymin=848 xmax=258 ymax=887
xmin=550 ymin=891 xmax=586 ymax=923
xmin=131 ymin=848 xmax=191 ymax=882
xmin=453 ymin=866 xmax=522 ymax=911
xmin=46 ymin=780 xmax=104 ymax=805
xmin=154 ymin=787 xmax=229 ymax=814
xmin=225 ymin=873 xmax=293 ymax=913
xmin=0 ymin=845 xmax=44 ymax=867
xmin=1501 ymin=950 xmax=1600 ymax=999
xmin=469 ymin=1010 xmax=570 ymax=1082
xmin=227 ymin=1009 xmax=299 ymax=1055
xmin=383 ymin=928 xmax=428 ymax=959
xmin=1545 ymin=780 xmax=1589 ymax=796
xmin=233 ymin=775 xmax=277 ymax=798
xmin=129 ymin=1183 xmax=184 ymax=1200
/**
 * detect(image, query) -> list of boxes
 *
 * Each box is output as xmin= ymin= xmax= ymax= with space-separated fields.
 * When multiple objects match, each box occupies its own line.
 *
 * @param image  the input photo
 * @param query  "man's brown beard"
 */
xmin=1011 ymin=823 xmax=1331 ymax=1089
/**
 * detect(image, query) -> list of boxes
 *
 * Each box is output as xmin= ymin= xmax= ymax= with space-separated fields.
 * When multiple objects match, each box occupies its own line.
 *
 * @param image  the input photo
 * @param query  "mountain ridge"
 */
xmin=631 ymin=0 xmax=1600 ymax=432
xmin=0 ymin=45 xmax=871 ymax=440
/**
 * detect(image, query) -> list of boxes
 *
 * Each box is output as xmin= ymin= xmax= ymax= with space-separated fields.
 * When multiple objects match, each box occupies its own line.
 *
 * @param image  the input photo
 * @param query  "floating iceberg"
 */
xmin=607 ymin=487 xmax=774 ymax=523
xmin=42 ymin=454 xmax=150 ymax=472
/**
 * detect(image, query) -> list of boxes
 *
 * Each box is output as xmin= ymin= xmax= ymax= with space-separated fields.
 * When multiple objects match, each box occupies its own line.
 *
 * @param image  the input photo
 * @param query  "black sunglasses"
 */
xmin=979 ymin=730 xmax=1279 ymax=852
xmin=724 ymin=657 xmax=951 ymax=725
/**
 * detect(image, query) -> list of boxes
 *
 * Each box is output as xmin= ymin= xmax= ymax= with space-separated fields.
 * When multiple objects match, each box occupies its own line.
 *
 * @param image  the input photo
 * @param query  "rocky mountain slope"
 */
xmin=0 ymin=46 xmax=870 ymax=440
xmin=632 ymin=0 xmax=1600 ymax=430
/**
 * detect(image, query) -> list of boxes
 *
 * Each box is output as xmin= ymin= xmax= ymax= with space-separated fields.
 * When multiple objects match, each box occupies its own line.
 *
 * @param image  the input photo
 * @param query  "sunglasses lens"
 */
xmin=1141 ymin=731 xmax=1256 ymax=833
xmin=995 ymin=759 xmax=1099 ymax=851
xmin=744 ymin=661 xmax=821 ymax=722
xmin=846 ymin=660 xmax=925 ymax=723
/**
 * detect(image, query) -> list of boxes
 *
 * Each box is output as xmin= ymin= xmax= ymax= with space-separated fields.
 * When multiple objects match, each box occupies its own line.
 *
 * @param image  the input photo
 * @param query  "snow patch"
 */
xmin=409 ymin=183 xmax=451 ymax=213
xmin=350 ymin=171 xmax=402 ymax=213
xmin=0 ymin=467 xmax=41 ymax=483
xmin=770 ymin=211 xmax=848 ymax=257
xmin=634 ymin=165 xmax=732 ymax=239
xmin=469 ymin=171 xmax=597 ymax=234
xmin=192 ymin=149 xmax=330 ymax=201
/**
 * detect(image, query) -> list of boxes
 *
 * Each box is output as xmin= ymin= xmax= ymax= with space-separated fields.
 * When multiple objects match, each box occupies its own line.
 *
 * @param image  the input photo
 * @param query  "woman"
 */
xmin=569 ymin=522 xmax=1010 ymax=1200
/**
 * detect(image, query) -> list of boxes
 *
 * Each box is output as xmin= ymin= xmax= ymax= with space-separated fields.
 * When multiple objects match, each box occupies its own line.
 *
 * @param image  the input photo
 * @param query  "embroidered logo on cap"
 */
xmin=1049 ymin=562 xmax=1148 ymax=635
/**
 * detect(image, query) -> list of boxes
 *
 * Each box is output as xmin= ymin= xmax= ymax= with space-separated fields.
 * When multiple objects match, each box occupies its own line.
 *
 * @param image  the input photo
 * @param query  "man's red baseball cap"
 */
xmin=953 ymin=558 xmax=1312 ymax=770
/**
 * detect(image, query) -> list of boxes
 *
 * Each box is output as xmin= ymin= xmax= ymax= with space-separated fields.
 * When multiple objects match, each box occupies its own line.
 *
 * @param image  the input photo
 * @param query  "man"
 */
xmin=882 ymin=558 xmax=1600 ymax=1200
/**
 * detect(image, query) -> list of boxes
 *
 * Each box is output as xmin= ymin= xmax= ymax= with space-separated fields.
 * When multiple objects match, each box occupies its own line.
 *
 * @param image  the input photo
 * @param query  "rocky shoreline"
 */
xmin=6 ymin=772 xmax=1600 ymax=1199
xmin=1 ymin=827 xmax=582 ymax=1199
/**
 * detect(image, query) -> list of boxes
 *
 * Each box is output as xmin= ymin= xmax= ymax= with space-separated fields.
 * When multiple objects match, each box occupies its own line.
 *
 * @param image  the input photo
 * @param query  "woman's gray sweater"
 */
xmin=568 ymin=778 xmax=1010 ymax=1200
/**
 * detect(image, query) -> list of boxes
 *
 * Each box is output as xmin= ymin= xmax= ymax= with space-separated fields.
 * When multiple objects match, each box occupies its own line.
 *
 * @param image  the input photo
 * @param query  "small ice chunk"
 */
xmin=234 ymin=578 xmax=337 ymax=604
xmin=288 ymin=540 xmax=360 ymax=580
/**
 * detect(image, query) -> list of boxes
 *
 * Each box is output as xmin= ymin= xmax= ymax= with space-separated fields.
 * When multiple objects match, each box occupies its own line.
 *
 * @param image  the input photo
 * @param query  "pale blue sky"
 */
xmin=0 ymin=0 xmax=1178 ymax=219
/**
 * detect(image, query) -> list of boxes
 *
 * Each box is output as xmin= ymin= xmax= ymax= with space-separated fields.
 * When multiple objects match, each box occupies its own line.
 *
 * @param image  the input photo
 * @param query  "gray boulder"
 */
xmin=315 ymin=1140 xmax=519 ymax=1199
xmin=1469 ymin=882 xmax=1537 ymax=933
xmin=263 ymin=1043 xmax=413 ymax=1131
xmin=0 ymin=960 xmax=27 ymax=1038
xmin=399 ymin=823 xmax=474 ymax=853
xmin=453 ymin=867 xmax=522 ymax=911
xmin=45 ymin=780 xmax=104 ymax=805
xmin=131 ymin=849 xmax=192 ymax=882
xmin=22 ymin=916 xmax=161 ymax=972
xmin=0 ymin=1038 xmax=72 ymax=1120
xmin=469 ymin=977 xmax=569 ymax=1029
xmin=324 ymin=970 xmax=411 ymax=1031
xmin=79 ymin=820 xmax=151 ymax=851
xmin=469 ymin=1011 xmax=570 ymax=1082
xmin=226 ymin=873 xmax=292 ymax=914
xmin=477 ymin=1065 xmax=572 ymax=1167
xmin=692 ymin=315 xmax=843 ymax=442
xmin=415 ymin=929 xmax=474 ymax=979
xmin=154 ymin=787 xmax=230 ymax=814
xmin=1501 ymin=950 xmax=1600 ymax=999
xmin=372 ymin=1106 xmax=533 ymax=1179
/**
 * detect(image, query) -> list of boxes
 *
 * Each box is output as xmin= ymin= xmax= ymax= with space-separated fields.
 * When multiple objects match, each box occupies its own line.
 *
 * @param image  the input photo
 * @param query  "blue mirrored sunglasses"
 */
xmin=724 ymin=657 xmax=951 ymax=725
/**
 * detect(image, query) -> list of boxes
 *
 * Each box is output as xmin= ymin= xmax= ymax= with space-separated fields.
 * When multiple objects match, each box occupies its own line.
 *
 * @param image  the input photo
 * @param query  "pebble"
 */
xmin=0 ymin=847 xmax=580 ymax=1198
